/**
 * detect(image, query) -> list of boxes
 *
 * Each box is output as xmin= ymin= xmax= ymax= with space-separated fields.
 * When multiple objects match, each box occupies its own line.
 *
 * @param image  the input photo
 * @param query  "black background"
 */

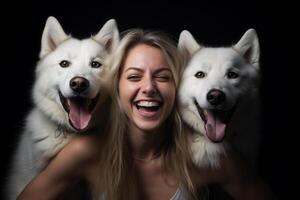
xmin=0 ymin=1 xmax=296 ymax=199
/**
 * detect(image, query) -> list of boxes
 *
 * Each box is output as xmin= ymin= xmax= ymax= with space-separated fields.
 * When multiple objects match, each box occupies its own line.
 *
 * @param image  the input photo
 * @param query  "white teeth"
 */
xmin=137 ymin=101 xmax=159 ymax=107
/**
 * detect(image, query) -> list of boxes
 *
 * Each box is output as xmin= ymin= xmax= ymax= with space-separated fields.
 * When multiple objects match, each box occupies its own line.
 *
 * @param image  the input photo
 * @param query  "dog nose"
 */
xmin=207 ymin=89 xmax=226 ymax=106
xmin=70 ymin=76 xmax=89 ymax=93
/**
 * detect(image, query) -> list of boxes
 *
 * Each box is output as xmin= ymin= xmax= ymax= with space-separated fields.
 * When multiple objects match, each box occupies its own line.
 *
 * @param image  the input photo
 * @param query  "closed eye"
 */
xmin=127 ymin=75 xmax=142 ymax=81
xmin=155 ymin=74 xmax=171 ymax=82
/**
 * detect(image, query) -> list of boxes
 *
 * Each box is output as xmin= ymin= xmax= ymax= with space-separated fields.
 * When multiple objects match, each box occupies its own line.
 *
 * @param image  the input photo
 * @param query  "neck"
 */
xmin=127 ymin=125 xmax=166 ymax=162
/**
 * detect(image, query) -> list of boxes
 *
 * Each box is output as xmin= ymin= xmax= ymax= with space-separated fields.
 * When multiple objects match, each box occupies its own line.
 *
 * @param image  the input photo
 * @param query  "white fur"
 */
xmin=178 ymin=29 xmax=261 ymax=168
xmin=5 ymin=16 xmax=119 ymax=199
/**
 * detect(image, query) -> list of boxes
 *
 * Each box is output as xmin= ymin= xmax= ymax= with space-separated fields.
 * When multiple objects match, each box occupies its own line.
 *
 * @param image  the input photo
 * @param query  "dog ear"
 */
xmin=93 ymin=19 xmax=119 ymax=53
xmin=40 ymin=16 xmax=69 ymax=58
xmin=234 ymin=29 xmax=260 ymax=69
xmin=178 ymin=30 xmax=200 ymax=61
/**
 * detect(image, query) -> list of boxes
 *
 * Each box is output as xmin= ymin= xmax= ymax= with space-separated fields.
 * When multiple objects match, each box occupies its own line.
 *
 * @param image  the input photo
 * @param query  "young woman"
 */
xmin=17 ymin=29 xmax=276 ymax=200
xmin=98 ymin=29 xmax=197 ymax=200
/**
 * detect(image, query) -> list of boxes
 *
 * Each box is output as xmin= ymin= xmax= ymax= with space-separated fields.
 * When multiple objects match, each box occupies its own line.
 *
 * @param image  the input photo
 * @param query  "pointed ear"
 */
xmin=39 ymin=16 xmax=69 ymax=58
xmin=93 ymin=19 xmax=119 ymax=53
xmin=234 ymin=29 xmax=260 ymax=69
xmin=178 ymin=30 xmax=200 ymax=59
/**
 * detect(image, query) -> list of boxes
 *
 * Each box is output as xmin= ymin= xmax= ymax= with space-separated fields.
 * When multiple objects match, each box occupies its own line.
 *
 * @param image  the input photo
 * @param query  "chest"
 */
xmin=133 ymin=160 xmax=178 ymax=200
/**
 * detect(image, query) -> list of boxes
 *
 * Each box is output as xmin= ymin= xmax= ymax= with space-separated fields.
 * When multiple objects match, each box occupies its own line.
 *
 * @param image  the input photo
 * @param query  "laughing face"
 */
xmin=118 ymin=44 xmax=176 ymax=133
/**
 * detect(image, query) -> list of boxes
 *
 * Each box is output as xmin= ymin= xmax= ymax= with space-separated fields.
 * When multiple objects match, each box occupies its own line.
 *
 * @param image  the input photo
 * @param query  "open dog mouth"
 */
xmin=59 ymin=91 xmax=99 ymax=131
xmin=193 ymin=98 xmax=235 ymax=143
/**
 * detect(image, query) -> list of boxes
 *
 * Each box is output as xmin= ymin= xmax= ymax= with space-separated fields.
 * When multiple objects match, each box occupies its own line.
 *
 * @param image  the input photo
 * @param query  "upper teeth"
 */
xmin=137 ymin=101 xmax=159 ymax=107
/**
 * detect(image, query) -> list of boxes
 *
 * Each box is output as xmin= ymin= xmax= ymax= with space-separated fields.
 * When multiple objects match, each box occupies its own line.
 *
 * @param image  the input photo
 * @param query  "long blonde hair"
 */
xmin=97 ymin=29 xmax=195 ymax=200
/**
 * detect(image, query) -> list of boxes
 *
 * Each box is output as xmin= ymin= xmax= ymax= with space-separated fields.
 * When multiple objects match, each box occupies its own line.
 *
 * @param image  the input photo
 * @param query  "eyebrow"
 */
xmin=124 ymin=67 xmax=143 ymax=72
xmin=125 ymin=67 xmax=172 ymax=73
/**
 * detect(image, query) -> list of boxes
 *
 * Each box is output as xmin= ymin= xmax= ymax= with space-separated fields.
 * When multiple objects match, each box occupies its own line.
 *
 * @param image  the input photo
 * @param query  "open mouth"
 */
xmin=135 ymin=100 xmax=161 ymax=111
xmin=134 ymin=100 xmax=162 ymax=117
xmin=193 ymin=98 xmax=235 ymax=143
xmin=59 ymin=91 xmax=99 ymax=131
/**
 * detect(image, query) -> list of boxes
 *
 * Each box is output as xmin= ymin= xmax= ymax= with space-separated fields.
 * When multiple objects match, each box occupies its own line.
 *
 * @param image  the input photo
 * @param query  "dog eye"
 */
xmin=195 ymin=71 xmax=206 ymax=78
xmin=59 ymin=60 xmax=70 ymax=68
xmin=91 ymin=61 xmax=102 ymax=68
xmin=227 ymin=71 xmax=239 ymax=79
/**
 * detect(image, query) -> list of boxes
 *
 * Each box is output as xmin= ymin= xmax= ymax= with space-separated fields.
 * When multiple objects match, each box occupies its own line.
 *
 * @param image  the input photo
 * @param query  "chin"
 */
xmin=134 ymin=120 xmax=164 ymax=133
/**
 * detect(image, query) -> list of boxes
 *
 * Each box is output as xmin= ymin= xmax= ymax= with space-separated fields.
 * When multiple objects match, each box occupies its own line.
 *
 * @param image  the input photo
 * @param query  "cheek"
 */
xmin=119 ymin=81 xmax=135 ymax=98
xmin=118 ymin=80 xmax=138 ymax=112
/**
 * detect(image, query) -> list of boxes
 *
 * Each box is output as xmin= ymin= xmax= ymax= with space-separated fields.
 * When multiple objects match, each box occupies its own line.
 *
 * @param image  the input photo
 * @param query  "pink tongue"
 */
xmin=69 ymin=99 xmax=91 ymax=130
xmin=205 ymin=110 xmax=226 ymax=142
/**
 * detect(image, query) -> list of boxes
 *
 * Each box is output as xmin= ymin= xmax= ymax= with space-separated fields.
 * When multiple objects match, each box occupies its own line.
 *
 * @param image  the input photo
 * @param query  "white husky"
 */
xmin=6 ymin=16 xmax=119 ymax=199
xmin=178 ymin=29 xmax=261 ymax=168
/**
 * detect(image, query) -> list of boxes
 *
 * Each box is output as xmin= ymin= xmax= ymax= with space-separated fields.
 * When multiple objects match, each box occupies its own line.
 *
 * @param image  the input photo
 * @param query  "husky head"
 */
xmin=33 ymin=16 xmax=119 ymax=132
xmin=178 ymin=29 xmax=260 ymax=143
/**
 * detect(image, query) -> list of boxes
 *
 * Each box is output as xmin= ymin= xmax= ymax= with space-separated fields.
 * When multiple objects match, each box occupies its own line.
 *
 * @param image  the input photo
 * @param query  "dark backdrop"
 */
xmin=1 ymin=1 xmax=295 ymax=199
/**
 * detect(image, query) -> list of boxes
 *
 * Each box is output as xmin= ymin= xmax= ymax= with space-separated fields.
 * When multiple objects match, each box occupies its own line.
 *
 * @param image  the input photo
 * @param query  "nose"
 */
xmin=141 ymin=76 xmax=157 ymax=96
xmin=207 ymin=89 xmax=226 ymax=106
xmin=70 ymin=76 xmax=89 ymax=93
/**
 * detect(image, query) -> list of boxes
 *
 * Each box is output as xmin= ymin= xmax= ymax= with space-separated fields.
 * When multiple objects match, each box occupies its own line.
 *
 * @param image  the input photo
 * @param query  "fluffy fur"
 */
xmin=5 ymin=16 xmax=119 ymax=199
xmin=178 ymin=29 xmax=261 ymax=168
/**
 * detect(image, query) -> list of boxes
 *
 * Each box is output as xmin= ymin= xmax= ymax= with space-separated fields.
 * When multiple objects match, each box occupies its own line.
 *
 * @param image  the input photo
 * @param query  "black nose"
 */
xmin=207 ymin=89 xmax=226 ymax=106
xmin=70 ymin=76 xmax=89 ymax=93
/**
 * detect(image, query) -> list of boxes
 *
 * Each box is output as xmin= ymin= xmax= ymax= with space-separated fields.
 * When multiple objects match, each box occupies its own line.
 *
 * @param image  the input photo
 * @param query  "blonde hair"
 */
xmin=97 ymin=29 xmax=196 ymax=200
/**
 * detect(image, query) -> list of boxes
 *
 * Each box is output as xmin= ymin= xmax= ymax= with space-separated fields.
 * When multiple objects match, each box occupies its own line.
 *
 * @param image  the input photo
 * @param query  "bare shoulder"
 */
xmin=39 ymin=134 xmax=104 ymax=182
xmin=17 ymin=134 xmax=104 ymax=200
xmin=60 ymin=134 xmax=102 ymax=165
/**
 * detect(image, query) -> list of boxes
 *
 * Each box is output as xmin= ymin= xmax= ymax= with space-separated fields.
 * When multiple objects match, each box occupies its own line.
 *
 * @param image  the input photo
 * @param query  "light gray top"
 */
xmin=170 ymin=188 xmax=188 ymax=200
